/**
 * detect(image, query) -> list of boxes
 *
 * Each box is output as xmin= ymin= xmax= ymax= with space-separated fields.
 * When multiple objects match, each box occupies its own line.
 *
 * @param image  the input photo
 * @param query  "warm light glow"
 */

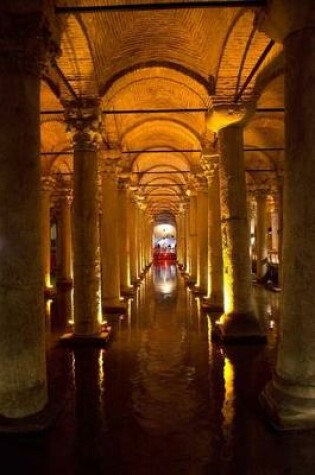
xmin=222 ymin=355 xmax=235 ymax=428
xmin=222 ymin=248 xmax=234 ymax=313
xmin=161 ymin=281 xmax=174 ymax=294
xmin=45 ymin=274 xmax=52 ymax=288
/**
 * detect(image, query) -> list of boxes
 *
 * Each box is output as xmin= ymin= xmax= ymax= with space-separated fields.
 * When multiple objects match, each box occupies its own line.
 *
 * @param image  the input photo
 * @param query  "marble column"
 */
xmin=40 ymin=177 xmax=54 ymax=291
xmin=247 ymin=193 xmax=256 ymax=265
xmin=0 ymin=11 xmax=58 ymax=419
xmin=276 ymin=175 xmax=284 ymax=286
xmin=195 ymin=180 xmax=208 ymax=294
xmin=188 ymin=193 xmax=197 ymax=284
xmin=183 ymin=202 xmax=189 ymax=272
xmin=65 ymin=102 xmax=103 ymax=340
xmin=146 ymin=217 xmax=153 ymax=267
xmin=255 ymin=191 xmax=268 ymax=280
xmin=270 ymin=198 xmax=279 ymax=254
xmin=100 ymin=160 xmax=125 ymax=312
xmin=201 ymin=156 xmax=224 ymax=311
xmin=129 ymin=192 xmax=139 ymax=285
xmin=260 ymin=18 xmax=315 ymax=429
xmin=217 ymin=125 xmax=265 ymax=341
xmin=118 ymin=179 xmax=133 ymax=294
xmin=176 ymin=213 xmax=184 ymax=266
xmin=57 ymin=190 xmax=73 ymax=288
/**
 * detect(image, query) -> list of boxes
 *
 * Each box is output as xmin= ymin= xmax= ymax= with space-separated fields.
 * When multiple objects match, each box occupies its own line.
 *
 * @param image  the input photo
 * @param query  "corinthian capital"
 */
xmin=0 ymin=5 xmax=61 ymax=75
xmin=64 ymin=98 xmax=103 ymax=151
xmin=200 ymin=154 xmax=219 ymax=182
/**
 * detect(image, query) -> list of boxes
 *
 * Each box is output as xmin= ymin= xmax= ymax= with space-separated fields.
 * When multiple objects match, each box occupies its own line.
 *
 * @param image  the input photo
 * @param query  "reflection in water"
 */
xmin=222 ymin=356 xmax=235 ymax=429
xmin=24 ymin=264 xmax=314 ymax=475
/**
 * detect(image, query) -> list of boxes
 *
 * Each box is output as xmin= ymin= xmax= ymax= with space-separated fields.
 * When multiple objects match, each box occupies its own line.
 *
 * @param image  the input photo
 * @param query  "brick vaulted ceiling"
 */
xmin=41 ymin=1 xmax=284 ymax=216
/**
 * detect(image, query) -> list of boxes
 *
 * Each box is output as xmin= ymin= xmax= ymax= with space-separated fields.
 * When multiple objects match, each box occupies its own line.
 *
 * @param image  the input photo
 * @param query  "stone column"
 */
xmin=217 ymin=125 xmax=265 ymax=341
xmin=259 ymin=3 xmax=315 ymax=429
xmin=176 ymin=212 xmax=184 ymax=266
xmin=64 ymin=101 xmax=103 ymax=340
xmin=255 ymin=190 xmax=268 ymax=280
xmin=270 ymin=198 xmax=279 ymax=254
xmin=184 ymin=203 xmax=190 ymax=273
xmin=276 ymin=175 xmax=284 ymax=285
xmin=188 ymin=192 xmax=197 ymax=284
xmin=201 ymin=155 xmax=224 ymax=311
xmin=247 ymin=193 xmax=256 ymax=265
xmin=146 ymin=216 xmax=153 ymax=267
xmin=56 ymin=190 xmax=73 ymax=288
xmin=129 ymin=191 xmax=139 ymax=284
xmin=40 ymin=177 xmax=54 ymax=292
xmin=118 ymin=178 xmax=133 ymax=295
xmin=195 ymin=179 xmax=208 ymax=294
xmin=0 ymin=10 xmax=58 ymax=419
xmin=100 ymin=159 xmax=125 ymax=313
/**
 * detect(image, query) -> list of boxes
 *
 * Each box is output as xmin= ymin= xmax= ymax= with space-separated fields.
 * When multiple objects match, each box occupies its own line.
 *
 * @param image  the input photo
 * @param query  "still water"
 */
xmin=1 ymin=264 xmax=315 ymax=475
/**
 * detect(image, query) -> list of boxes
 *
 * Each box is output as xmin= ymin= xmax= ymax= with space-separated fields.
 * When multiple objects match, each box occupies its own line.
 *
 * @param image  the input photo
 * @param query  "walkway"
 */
xmin=1 ymin=264 xmax=314 ymax=475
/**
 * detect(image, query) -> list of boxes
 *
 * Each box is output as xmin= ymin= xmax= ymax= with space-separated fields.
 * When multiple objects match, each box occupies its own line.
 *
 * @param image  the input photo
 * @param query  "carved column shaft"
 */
xmin=57 ymin=191 xmax=73 ymax=286
xmin=256 ymin=191 xmax=268 ymax=279
xmin=196 ymin=183 xmax=208 ymax=293
xmin=40 ymin=177 xmax=54 ymax=289
xmin=128 ymin=192 xmax=139 ymax=284
xmin=188 ymin=194 xmax=197 ymax=282
xmin=218 ymin=125 xmax=264 ymax=341
xmin=100 ymin=161 xmax=122 ymax=309
xmin=67 ymin=103 xmax=102 ymax=337
xmin=201 ymin=156 xmax=223 ymax=310
xmin=261 ymin=23 xmax=315 ymax=429
xmin=118 ymin=180 xmax=131 ymax=291
xmin=0 ymin=10 xmax=59 ymax=417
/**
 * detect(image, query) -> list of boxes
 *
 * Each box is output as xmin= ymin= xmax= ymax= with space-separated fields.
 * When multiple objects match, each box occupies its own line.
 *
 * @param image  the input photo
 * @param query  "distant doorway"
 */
xmin=153 ymin=223 xmax=177 ymax=262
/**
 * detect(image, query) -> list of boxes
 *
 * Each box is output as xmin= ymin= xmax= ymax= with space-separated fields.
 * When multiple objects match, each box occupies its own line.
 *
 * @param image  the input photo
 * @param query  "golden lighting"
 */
xmin=222 ymin=355 xmax=235 ymax=428
xmin=161 ymin=281 xmax=174 ymax=294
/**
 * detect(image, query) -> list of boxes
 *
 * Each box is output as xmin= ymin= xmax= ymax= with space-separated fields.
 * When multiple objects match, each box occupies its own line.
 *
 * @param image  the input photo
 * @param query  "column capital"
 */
xmin=59 ymin=187 xmax=73 ymax=205
xmin=102 ymin=161 xmax=120 ymax=180
xmin=117 ymin=176 xmax=130 ymax=191
xmin=0 ymin=6 xmax=61 ymax=76
xmin=64 ymin=98 xmax=103 ymax=151
xmin=194 ymin=175 xmax=208 ymax=193
xmin=200 ymin=153 xmax=219 ymax=182
xmin=40 ymin=176 xmax=55 ymax=193
xmin=206 ymin=102 xmax=256 ymax=133
xmin=255 ymin=0 xmax=315 ymax=43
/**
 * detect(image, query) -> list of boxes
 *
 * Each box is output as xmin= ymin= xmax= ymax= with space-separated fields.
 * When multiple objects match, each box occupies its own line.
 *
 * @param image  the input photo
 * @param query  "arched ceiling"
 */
xmin=41 ymin=2 xmax=285 ymax=218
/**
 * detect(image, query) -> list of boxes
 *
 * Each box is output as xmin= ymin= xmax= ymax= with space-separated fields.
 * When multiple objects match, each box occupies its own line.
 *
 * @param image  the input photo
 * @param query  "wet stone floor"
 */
xmin=1 ymin=264 xmax=315 ymax=475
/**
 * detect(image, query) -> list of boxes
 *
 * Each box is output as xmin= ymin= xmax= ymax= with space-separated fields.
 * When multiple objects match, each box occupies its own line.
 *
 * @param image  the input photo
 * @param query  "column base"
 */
xmin=201 ymin=298 xmax=224 ymax=313
xmin=121 ymin=286 xmax=136 ymax=297
xmin=102 ymin=299 xmax=127 ymax=314
xmin=131 ymin=279 xmax=141 ymax=287
xmin=212 ymin=311 xmax=266 ymax=343
xmin=185 ymin=277 xmax=197 ymax=287
xmin=0 ymin=402 xmax=63 ymax=434
xmin=56 ymin=278 xmax=73 ymax=291
xmin=192 ymin=286 xmax=207 ymax=296
xmin=59 ymin=331 xmax=110 ymax=347
xmin=260 ymin=376 xmax=315 ymax=431
xmin=44 ymin=286 xmax=56 ymax=299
